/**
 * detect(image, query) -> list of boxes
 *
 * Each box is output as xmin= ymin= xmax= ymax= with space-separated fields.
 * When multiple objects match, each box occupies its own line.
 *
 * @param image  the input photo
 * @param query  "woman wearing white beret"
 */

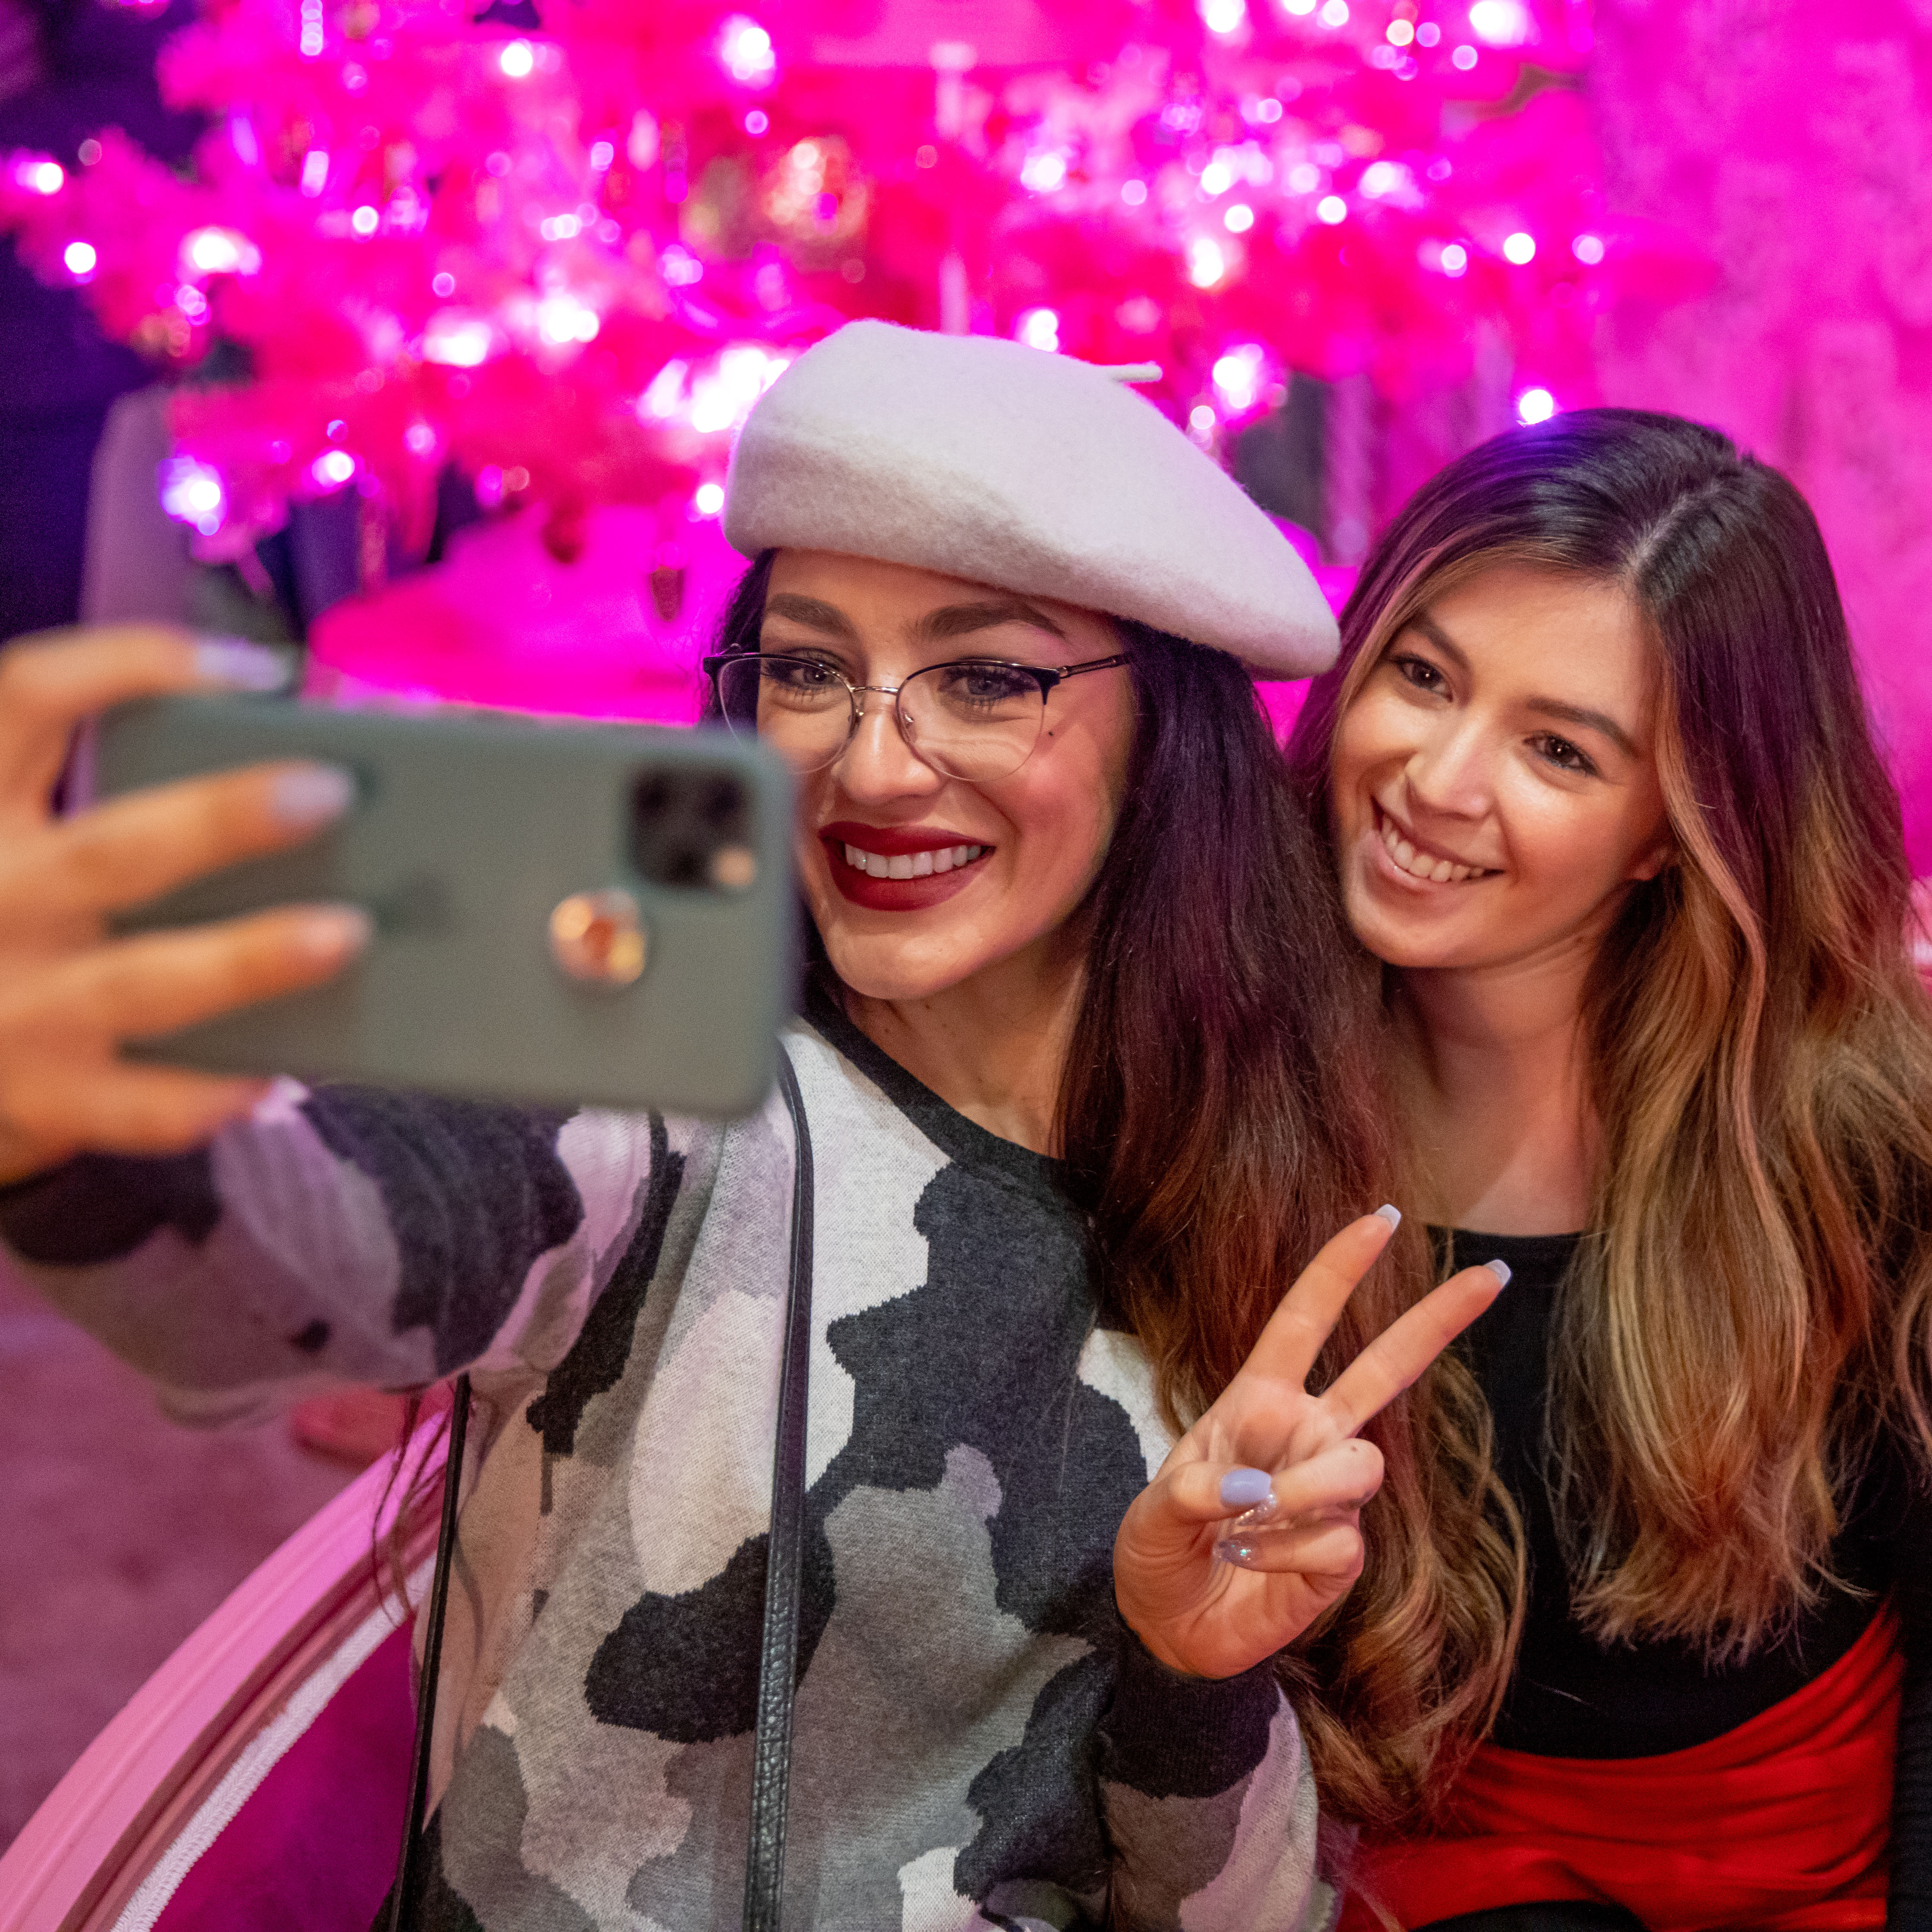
xmin=0 ymin=322 xmax=1511 ymax=1930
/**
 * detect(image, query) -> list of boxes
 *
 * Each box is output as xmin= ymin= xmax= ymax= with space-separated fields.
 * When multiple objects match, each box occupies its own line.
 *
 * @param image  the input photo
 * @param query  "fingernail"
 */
xmin=272 ymin=762 xmax=357 ymax=828
xmin=1373 ymin=1203 xmax=1402 ymax=1230
xmin=1485 ymin=1258 xmax=1512 ymax=1287
xmin=294 ymin=905 xmax=372 ymax=962
xmin=1215 ymin=1537 xmax=1264 ymax=1569
xmin=194 ymin=636 xmax=292 ymax=692
xmin=1220 ymin=1466 xmax=1274 ymax=1509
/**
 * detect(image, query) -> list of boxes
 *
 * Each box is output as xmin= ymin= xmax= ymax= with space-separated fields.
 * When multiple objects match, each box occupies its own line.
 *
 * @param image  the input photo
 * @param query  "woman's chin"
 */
xmin=817 ymin=920 xmax=987 ymax=1005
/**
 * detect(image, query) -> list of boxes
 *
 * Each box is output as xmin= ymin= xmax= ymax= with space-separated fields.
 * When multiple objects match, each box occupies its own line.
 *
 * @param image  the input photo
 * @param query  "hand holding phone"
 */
xmin=0 ymin=627 xmax=370 ymax=1184
xmin=95 ymin=686 xmax=794 ymax=1117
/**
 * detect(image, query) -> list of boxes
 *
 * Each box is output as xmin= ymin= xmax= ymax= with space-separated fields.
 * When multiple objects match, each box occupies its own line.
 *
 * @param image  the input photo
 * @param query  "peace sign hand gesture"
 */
xmin=1113 ymin=1208 xmax=1507 ymax=1681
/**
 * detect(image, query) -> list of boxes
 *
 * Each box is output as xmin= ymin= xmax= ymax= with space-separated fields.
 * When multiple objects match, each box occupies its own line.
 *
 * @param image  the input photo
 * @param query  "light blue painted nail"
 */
xmin=194 ymin=636 xmax=291 ymax=691
xmin=271 ymin=762 xmax=357 ymax=828
xmin=1373 ymin=1203 xmax=1402 ymax=1230
xmin=1219 ymin=1467 xmax=1274 ymax=1509
xmin=1485 ymin=1258 xmax=1512 ymax=1287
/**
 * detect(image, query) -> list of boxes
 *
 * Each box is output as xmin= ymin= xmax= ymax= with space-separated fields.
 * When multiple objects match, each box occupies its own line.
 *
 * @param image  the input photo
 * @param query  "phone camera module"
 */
xmin=630 ymin=766 xmax=756 ymax=891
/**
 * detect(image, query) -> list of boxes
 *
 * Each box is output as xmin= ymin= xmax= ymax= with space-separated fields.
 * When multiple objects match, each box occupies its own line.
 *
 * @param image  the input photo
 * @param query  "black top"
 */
xmin=1446 ymin=1226 xmax=1932 ymax=1927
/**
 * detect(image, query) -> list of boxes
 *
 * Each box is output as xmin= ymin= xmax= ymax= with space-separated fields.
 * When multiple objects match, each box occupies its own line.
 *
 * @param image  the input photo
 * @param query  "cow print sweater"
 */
xmin=0 ymin=991 xmax=1332 ymax=1932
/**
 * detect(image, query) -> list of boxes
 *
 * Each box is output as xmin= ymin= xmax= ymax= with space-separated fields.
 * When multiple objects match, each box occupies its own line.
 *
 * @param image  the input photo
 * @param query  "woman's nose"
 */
xmin=1404 ymin=718 xmax=1493 ymax=819
xmin=833 ymin=695 xmax=944 ymax=799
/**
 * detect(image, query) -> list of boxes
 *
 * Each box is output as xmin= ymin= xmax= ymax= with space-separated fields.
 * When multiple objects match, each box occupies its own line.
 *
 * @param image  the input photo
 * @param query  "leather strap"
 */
xmin=743 ymin=1044 xmax=814 ymax=1932
xmin=387 ymin=1371 xmax=472 ymax=1932
xmin=386 ymin=1049 xmax=813 ymax=1932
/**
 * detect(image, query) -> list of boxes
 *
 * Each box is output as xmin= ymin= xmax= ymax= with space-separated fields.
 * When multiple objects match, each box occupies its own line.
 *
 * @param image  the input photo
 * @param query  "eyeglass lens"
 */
xmin=715 ymin=656 xmax=1048 ymax=782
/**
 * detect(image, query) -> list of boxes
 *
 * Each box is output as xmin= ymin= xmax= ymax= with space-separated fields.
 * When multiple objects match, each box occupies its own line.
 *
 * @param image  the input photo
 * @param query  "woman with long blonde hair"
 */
xmin=1287 ymin=408 xmax=1932 ymax=1931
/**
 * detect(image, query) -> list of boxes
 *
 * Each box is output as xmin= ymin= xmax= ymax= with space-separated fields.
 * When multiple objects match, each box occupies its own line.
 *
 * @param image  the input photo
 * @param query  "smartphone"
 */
xmin=94 ymin=693 xmax=795 ymax=1118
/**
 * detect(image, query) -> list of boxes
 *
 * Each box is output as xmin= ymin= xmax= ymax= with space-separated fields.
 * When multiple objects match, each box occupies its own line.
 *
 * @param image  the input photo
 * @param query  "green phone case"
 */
xmin=95 ymin=695 xmax=796 ymax=1119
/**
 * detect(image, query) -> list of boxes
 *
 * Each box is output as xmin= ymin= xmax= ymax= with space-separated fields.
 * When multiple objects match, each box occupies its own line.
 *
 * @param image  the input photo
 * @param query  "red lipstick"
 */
xmin=819 ymin=820 xmax=993 ymax=912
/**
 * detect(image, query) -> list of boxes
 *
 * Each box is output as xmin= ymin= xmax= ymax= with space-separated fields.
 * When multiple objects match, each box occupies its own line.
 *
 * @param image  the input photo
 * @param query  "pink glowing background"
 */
xmin=6 ymin=0 xmax=1931 ymax=861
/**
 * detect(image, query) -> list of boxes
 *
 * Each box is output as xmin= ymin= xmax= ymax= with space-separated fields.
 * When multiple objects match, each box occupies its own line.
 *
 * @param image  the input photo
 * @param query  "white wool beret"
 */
xmin=724 ymin=320 xmax=1338 ymax=679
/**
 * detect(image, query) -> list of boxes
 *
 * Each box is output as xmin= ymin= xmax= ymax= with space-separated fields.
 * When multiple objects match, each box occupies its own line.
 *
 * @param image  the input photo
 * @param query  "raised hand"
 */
xmin=1113 ymin=1209 xmax=1506 ymax=1681
xmin=0 ymin=626 xmax=370 ymax=1185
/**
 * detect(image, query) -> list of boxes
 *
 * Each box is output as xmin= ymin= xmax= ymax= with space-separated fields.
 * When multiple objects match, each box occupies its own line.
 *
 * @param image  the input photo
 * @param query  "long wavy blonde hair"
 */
xmin=1289 ymin=408 xmax=1932 ymax=1662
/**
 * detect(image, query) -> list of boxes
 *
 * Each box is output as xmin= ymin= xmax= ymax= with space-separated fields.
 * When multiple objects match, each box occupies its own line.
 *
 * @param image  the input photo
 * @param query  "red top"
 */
xmin=1340 ymin=1605 xmax=1901 ymax=1932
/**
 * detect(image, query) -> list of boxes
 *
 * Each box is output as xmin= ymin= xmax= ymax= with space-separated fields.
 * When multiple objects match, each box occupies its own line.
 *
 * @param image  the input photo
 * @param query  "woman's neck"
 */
xmin=840 ymin=930 xmax=1084 ymax=1157
xmin=1395 ymin=939 xmax=1600 ymax=1236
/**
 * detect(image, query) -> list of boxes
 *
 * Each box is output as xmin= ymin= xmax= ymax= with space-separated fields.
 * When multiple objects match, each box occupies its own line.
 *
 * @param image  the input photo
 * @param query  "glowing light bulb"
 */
xmin=1318 ymin=0 xmax=1349 ymax=24
xmin=1360 ymin=161 xmax=1408 ymax=199
xmin=1502 ymin=230 xmax=1536 ymax=264
xmin=1199 ymin=0 xmax=1247 ymax=34
xmin=536 ymin=291 xmax=600 ymax=346
xmin=1468 ymin=0 xmax=1531 ymax=44
xmin=1199 ymin=159 xmax=1234 ymax=197
xmin=1316 ymin=194 xmax=1348 ymax=225
xmin=1186 ymin=237 xmax=1227 ymax=288
xmin=404 ymin=422 xmax=437 ymax=456
xmin=1283 ymin=0 xmax=1316 ymax=12
xmin=1189 ymin=404 xmax=1217 ymax=439
xmin=1288 ymin=162 xmax=1321 ymax=194
xmin=311 ymin=450 xmax=356 ymax=488
xmin=63 ymin=240 xmax=96 ymax=277
xmin=1452 ymin=43 xmax=1478 ymax=68
xmin=1439 ymin=242 xmax=1469 ymax=277
xmin=1016 ymin=307 xmax=1060 ymax=352
xmin=499 ymin=40 xmax=535 ymax=78
xmin=639 ymin=359 xmax=690 ymax=418
xmin=1572 ymin=232 xmax=1606 ymax=265
xmin=1121 ymin=179 xmax=1148 ymax=206
xmin=717 ymin=15 xmax=776 ymax=88
xmin=157 ymin=455 xmax=226 ymax=536
xmin=432 ymin=271 xmax=456 ymax=297
xmin=1020 ymin=150 xmax=1068 ymax=193
xmin=1516 ymin=387 xmax=1557 ymax=425
xmin=350 ymin=205 xmax=380 ymax=237
xmin=1387 ymin=18 xmax=1414 ymax=43
xmin=1212 ymin=343 xmax=1268 ymax=415
xmin=15 ymin=158 xmax=63 ymax=195
xmin=1224 ymin=203 xmax=1255 ymax=233
xmin=423 ymin=311 xmax=494 ymax=367
xmin=693 ymin=481 xmax=727 ymax=517
xmin=181 ymin=227 xmax=261 ymax=278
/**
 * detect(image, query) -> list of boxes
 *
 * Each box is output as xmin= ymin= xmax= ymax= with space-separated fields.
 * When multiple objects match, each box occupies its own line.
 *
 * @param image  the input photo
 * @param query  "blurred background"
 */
xmin=4 ymin=0 xmax=1930 ymax=1851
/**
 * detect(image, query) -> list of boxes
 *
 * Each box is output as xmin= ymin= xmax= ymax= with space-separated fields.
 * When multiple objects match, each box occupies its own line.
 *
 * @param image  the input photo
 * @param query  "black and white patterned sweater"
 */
xmin=0 ymin=993 xmax=1332 ymax=1932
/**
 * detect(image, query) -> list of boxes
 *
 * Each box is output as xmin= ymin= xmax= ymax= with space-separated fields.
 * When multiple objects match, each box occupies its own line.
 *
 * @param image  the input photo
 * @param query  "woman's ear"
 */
xmin=1627 ymin=837 xmax=1675 ymax=884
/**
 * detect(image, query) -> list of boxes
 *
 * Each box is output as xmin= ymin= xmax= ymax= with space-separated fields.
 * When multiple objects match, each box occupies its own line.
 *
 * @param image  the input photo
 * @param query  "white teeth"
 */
xmin=1378 ymin=812 xmax=1487 ymax=884
xmin=839 ymin=841 xmax=986 ymax=878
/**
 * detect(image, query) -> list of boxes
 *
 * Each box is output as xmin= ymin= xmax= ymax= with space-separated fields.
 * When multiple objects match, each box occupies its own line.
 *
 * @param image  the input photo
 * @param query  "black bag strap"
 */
xmin=385 ymin=1046 xmax=814 ymax=1932
xmin=744 ymin=1043 xmax=814 ymax=1932
xmin=386 ymin=1369 xmax=472 ymax=1932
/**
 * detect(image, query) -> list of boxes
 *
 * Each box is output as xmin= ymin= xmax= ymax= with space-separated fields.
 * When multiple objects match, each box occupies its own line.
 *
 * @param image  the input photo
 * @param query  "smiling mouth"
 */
xmin=837 ymin=840 xmax=988 ymax=881
xmin=1374 ymin=804 xmax=1494 ymax=884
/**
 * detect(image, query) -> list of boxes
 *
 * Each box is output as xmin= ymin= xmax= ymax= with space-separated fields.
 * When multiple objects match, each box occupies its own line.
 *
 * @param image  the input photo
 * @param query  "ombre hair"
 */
xmin=706 ymin=554 xmax=1520 ymax=1828
xmin=1288 ymin=408 xmax=1932 ymax=1658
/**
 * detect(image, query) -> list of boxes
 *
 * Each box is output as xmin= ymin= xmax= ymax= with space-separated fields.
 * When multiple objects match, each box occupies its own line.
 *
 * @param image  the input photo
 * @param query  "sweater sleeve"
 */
xmin=0 ymin=1079 xmax=665 ymax=1422
xmin=1099 ymin=1631 xmax=1332 ymax=1932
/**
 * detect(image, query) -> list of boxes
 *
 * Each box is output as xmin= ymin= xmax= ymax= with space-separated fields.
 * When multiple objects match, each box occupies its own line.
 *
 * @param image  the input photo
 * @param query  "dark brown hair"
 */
xmin=707 ymin=554 xmax=1520 ymax=1825
xmin=1287 ymin=407 xmax=1932 ymax=1655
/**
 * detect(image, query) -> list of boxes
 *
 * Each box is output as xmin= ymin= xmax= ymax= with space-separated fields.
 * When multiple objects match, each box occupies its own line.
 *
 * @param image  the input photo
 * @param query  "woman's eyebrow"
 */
xmin=1409 ymin=615 xmax=1471 ymax=670
xmin=1525 ymin=697 xmax=1639 ymax=758
xmin=916 ymin=599 xmax=1067 ymax=645
xmin=762 ymin=593 xmax=859 ymax=640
